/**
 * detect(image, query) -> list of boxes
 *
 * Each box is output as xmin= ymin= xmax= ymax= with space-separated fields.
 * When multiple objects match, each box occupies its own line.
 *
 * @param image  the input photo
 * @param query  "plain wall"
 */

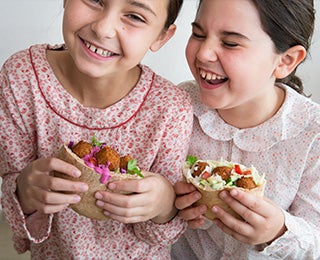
xmin=0 ymin=0 xmax=319 ymax=202
xmin=0 ymin=0 xmax=319 ymax=98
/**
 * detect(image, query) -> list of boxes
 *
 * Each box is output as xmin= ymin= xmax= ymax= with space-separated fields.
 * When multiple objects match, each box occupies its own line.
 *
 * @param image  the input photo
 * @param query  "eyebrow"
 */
xmin=191 ymin=22 xmax=250 ymax=41
xmin=128 ymin=1 xmax=157 ymax=17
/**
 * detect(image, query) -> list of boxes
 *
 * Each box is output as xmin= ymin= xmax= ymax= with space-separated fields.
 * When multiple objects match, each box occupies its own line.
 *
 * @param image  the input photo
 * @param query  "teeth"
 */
xmin=200 ymin=69 xmax=225 ymax=81
xmin=85 ymin=41 xmax=114 ymax=57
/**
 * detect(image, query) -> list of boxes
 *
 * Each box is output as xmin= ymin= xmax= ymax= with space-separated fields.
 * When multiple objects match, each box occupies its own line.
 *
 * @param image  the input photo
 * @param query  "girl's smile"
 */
xmin=186 ymin=0 xmax=285 ymax=128
xmin=199 ymin=68 xmax=228 ymax=90
xmin=82 ymin=38 xmax=119 ymax=59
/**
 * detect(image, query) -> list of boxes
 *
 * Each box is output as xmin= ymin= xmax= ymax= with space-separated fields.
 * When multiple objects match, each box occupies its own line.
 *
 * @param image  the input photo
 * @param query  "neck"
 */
xmin=47 ymin=50 xmax=141 ymax=109
xmin=217 ymin=87 xmax=285 ymax=129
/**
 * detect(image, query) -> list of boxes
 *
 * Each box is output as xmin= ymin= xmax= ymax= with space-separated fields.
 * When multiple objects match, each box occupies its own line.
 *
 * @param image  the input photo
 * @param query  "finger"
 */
xmin=174 ymin=181 xmax=196 ymax=196
xmin=188 ymin=216 xmax=206 ymax=229
xmin=226 ymin=189 xmax=269 ymax=220
xmin=49 ymin=175 xmax=89 ymax=193
xmin=104 ymin=210 xmax=147 ymax=224
xmin=96 ymin=200 xmax=149 ymax=223
xmin=34 ymin=187 xmax=81 ymax=206
xmin=95 ymin=190 xmax=144 ymax=208
xmin=107 ymin=179 xmax=148 ymax=194
xmin=36 ymin=203 xmax=70 ymax=215
xmin=178 ymin=204 xmax=207 ymax=221
xmin=213 ymin=217 xmax=250 ymax=244
xmin=175 ymin=190 xmax=201 ymax=210
xmin=37 ymin=158 xmax=81 ymax=178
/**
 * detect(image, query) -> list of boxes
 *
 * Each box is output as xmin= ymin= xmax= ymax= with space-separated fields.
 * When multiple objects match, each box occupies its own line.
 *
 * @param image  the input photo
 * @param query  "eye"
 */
xmin=90 ymin=0 xmax=102 ymax=4
xmin=223 ymin=41 xmax=239 ymax=48
xmin=191 ymin=32 xmax=206 ymax=40
xmin=126 ymin=14 xmax=146 ymax=23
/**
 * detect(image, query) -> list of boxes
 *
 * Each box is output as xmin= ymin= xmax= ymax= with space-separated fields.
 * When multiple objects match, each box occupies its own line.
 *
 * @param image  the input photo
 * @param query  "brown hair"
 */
xmin=197 ymin=0 xmax=315 ymax=96
xmin=165 ymin=0 xmax=184 ymax=29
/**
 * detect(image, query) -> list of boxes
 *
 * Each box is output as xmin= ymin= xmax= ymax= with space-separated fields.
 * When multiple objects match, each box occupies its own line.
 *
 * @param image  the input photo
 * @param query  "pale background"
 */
xmin=0 ymin=1 xmax=319 ymax=202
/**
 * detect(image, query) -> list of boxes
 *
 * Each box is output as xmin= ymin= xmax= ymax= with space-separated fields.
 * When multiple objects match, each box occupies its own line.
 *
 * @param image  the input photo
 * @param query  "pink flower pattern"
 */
xmin=171 ymin=81 xmax=320 ymax=259
xmin=0 ymin=44 xmax=193 ymax=259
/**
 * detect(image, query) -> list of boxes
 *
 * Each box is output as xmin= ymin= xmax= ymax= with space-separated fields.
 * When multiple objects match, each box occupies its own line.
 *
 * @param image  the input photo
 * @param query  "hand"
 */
xmin=174 ymin=181 xmax=208 ymax=229
xmin=212 ymin=189 xmax=287 ymax=245
xmin=95 ymin=172 xmax=177 ymax=224
xmin=16 ymin=158 xmax=89 ymax=215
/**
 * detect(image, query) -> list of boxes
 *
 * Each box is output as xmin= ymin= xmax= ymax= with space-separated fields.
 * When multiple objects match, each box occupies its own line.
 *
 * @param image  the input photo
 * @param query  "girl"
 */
xmin=0 ymin=0 xmax=193 ymax=259
xmin=171 ymin=0 xmax=320 ymax=259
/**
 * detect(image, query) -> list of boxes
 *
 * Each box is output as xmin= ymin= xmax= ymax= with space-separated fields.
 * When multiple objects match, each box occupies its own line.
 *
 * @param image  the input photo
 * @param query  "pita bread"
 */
xmin=182 ymin=160 xmax=266 ymax=220
xmin=54 ymin=144 xmax=143 ymax=220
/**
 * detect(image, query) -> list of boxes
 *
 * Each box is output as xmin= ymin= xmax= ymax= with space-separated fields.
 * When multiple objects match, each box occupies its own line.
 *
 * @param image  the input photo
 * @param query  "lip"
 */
xmin=80 ymin=38 xmax=119 ymax=61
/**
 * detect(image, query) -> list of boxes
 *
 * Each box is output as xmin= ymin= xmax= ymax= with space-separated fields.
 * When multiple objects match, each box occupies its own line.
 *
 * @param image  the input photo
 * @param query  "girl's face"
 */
xmin=186 ymin=0 xmax=283 ymax=113
xmin=62 ymin=0 xmax=174 ymax=79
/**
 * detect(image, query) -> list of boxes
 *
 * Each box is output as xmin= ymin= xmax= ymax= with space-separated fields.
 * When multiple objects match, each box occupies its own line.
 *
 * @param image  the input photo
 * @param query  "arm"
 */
xmin=0 ymin=60 xmax=88 ymax=250
xmin=204 ymin=136 xmax=320 ymax=258
xmin=0 ymin=61 xmax=51 ymax=250
xmin=260 ymin=137 xmax=320 ymax=258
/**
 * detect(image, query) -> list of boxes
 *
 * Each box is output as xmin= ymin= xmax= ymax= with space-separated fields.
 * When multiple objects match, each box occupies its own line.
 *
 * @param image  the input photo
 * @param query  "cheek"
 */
xmin=185 ymin=41 xmax=195 ymax=61
xmin=185 ymin=43 xmax=197 ymax=71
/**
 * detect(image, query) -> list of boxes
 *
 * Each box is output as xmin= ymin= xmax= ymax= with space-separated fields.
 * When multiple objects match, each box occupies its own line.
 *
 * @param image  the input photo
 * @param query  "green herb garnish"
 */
xmin=186 ymin=155 xmax=198 ymax=166
xmin=127 ymin=159 xmax=144 ymax=178
xmin=91 ymin=135 xmax=102 ymax=147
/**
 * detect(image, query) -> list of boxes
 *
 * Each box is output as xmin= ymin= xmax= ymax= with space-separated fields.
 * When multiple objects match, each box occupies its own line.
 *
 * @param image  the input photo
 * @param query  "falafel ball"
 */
xmin=213 ymin=166 xmax=232 ymax=181
xmin=235 ymin=177 xmax=257 ymax=189
xmin=193 ymin=161 xmax=209 ymax=177
xmin=72 ymin=141 xmax=93 ymax=158
xmin=120 ymin=155 xmax=133 ymax=170
xmin=95 ymin=146 xmax=120 ymax=171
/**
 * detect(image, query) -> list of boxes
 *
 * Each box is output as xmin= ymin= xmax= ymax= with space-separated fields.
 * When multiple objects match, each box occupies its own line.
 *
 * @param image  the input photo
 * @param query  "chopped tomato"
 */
xmin=234 ymin=164 xmax=251 ymax=175
xmin=201 ymin=171 xmax=211 ymax=180
xmin=88 ymin=157 xmax=97 ymax=166
xmin=234 ymin=164 xmax=242 ymax=174
xmin=242 ymin=170 xmax=252 ymax=175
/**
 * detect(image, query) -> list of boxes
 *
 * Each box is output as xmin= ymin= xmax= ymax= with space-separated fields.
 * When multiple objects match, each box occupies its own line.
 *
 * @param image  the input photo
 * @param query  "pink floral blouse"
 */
xmin=0 ymin=44 xmax=193 ymax=260
xmin=171 ymin=80 xmax=320 ymax=259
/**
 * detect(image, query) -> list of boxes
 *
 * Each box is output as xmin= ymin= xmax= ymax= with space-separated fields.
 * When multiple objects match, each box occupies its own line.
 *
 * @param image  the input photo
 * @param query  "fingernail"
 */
xmin=230 ymin=189 xmax=238 ymax=196
xmin=212 ymin=206 xmax=218 ymax=213
xmin=108 ymin=183 xmax=116 ymax=190
xmin=80 ymin=184 xmax=88 ymax=192
xmin=73 ymin=196 xmax=81 ymax=203
xmin=96 ymin=200 xmax=104 ymax=207
xmin=200 ymin=205 xmax=207 ymax=214
xmin=103 ymin=211 xmax=110 ymax=216
xmin=219 ymin=191 xmax=227 ymax=199
xmin=95 ymin=192 xmax=102 ymax=200
xmin=73 ymin=170 xmax=81 ymax=177
xmin=195 ymin=193 xmax=201 ymax=200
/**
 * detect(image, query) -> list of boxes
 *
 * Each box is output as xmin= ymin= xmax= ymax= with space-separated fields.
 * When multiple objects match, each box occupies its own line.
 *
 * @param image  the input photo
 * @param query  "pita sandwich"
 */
xmin=182 ymin=156 xmax=266 ymax=220
xmin=54 ymin=137 xmax=144 ymax=220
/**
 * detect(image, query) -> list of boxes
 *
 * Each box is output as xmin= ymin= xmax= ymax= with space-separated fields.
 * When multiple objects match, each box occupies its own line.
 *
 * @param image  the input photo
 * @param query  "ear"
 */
xmin=149 ymin=24 xmax=176 ymax=52
xmin=274 ymin=45 xmax=307 ymax=79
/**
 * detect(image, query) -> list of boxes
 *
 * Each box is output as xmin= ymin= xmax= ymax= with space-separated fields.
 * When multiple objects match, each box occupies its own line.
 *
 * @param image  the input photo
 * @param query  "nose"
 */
xmin=91 ymin=11 xmax=117 ymax=39
xmin=196 ymin=39 xmax=218 ymax=63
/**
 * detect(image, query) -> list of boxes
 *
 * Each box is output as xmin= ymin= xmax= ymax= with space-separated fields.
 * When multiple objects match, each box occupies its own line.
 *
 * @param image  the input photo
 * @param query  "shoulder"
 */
xmin=284 ymin=85 xmax=320 ymax=124
xmin=2 ymin=44 xmax=48 ymax=74
xmin=141 ymin=65 xmax=193 ymax=109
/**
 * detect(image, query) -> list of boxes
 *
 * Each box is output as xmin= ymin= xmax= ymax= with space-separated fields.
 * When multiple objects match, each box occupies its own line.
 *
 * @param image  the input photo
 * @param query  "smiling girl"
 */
xmin=171 ymin=0 xmax=320 ymax=259
xmin=0 ymin=0 xmax=193 ymax=259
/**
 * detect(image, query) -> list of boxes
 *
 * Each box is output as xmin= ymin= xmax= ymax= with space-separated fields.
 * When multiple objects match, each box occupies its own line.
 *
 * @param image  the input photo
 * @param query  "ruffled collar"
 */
xmin=187 ymin=81 xmax=309 ymax=152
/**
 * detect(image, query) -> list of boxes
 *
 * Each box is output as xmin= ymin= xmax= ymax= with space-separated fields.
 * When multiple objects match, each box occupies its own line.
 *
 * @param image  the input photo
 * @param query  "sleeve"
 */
xmin=260 ymin=135 xmax=320 ymax=259
xmin=0 ymin=59 xmax=53 ymax=253
xmin=133 ymin=86 xmax=194 ymax=246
